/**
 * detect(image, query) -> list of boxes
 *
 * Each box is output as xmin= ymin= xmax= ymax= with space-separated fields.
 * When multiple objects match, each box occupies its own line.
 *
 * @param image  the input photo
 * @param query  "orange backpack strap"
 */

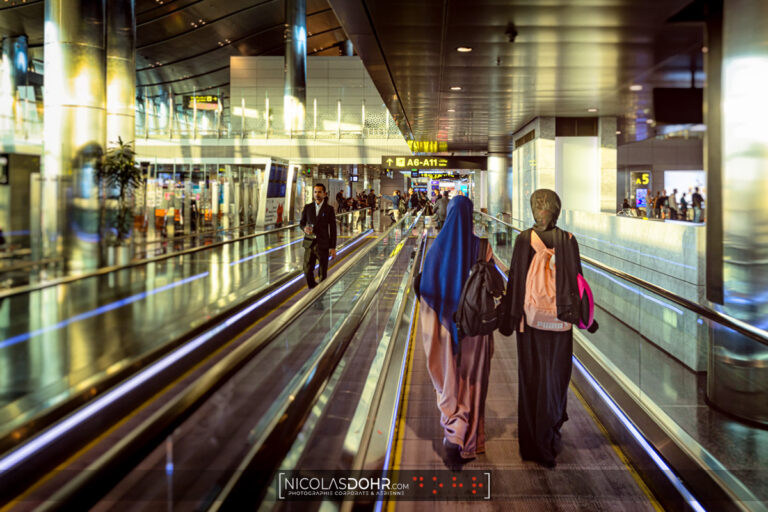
xmin=530 ymin=230 xmax=546 ymax=252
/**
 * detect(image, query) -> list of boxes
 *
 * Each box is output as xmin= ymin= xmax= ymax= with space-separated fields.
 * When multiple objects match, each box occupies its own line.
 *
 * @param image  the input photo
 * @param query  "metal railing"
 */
xmin=35 ymin=212 xmax=421 ymax=511
xmin=473 ymin=210 xmax=768 ymax=348
xmin=0 ymin=207 xmax=374 ymax=300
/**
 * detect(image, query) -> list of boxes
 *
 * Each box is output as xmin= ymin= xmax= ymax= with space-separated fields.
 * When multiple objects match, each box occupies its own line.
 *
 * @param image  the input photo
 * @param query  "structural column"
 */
xmin=486 ymin=136 xmax=512 ymax=217
xmin=42 ymin=0 xmax=107 ymax=271
xmin=707 ymin=0 xmax=768 ymax=425
xmin=598 ymin=117 xmax=618 ymax=213
xmin=106 ymin=0 xmax=135 ymax=148
xmin=0 ymin=35 xmax=28 ymax=132
xmin=283 ymin=0 xmax=306 ymax=134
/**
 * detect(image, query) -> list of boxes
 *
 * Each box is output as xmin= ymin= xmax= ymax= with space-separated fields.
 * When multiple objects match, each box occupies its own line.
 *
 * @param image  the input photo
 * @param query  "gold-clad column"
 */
xmin=106 ymin=0 xmax=135 ymax=147
xmin=708 ymin=0 xmax=768 ymax=425
xmin=42 ymin=0 xmax=106 ymax=271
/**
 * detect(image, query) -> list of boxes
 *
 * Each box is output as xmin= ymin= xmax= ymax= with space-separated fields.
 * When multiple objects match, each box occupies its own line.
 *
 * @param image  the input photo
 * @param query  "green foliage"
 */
xmin=98 ymin=137 xmax=141 ymax=199
xmin=97 ymin=137 xmax=142 ymax=244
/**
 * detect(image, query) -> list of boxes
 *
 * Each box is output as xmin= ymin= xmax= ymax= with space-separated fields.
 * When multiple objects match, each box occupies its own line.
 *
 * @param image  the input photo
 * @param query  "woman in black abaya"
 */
xmin=499 ymin=189 xmax=585 ymax=468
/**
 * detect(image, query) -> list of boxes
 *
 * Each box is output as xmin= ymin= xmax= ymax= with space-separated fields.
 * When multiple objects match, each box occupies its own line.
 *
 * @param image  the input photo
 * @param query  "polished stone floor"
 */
xmin=0 ymin=216 xmax=374 ymax=437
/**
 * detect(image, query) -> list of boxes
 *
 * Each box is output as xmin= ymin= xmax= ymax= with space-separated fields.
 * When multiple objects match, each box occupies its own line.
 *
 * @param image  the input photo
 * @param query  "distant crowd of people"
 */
xmin=335 ymin=189 xmax=377 ymax=213
xmin=622 ymin=187 xmax=705 ymax=222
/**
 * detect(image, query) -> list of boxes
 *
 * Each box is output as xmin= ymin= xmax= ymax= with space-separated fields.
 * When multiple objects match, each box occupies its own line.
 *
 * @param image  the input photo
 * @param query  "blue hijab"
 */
xmin=420 ymin=195 xmax=479 ymax=353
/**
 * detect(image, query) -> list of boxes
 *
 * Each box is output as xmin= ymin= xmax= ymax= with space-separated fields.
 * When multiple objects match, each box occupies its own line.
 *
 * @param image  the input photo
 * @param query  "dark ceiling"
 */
xmin=328 ymin=0 xmax=704 ymax=146
xmin=0 ymin=0 xmax=350 ymax=116
xmin=0 ymin=0 xmax=704 ymax=147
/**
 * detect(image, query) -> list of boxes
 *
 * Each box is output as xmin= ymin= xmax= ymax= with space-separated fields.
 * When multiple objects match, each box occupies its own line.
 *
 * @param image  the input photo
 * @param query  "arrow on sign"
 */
xmin=386 ymin=158 xmax=394 ymax=165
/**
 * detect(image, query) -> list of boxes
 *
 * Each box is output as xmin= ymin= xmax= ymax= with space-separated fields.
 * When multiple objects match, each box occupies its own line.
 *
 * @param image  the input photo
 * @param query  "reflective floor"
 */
xmin=0 ymin=215 xmax=375 ymax=438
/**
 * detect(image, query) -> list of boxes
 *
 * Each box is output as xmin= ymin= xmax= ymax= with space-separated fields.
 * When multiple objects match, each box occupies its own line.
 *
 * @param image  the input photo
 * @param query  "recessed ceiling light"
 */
xmin=450 ymin=86 xmax=462 ymax=91
xmin=646 ymin=119 xmax=654 ymax=124
xmin=616 ymin=130 xmax=621 ymax=135
xmin=456 ymin=46 xmax=472 ymax=53
xmin=447 ymin=109 xmax=456 ymax=112
xmin=629 ymin=84 xmax=643 ymax=92
xmin=702 ymin=46 xmax=709 ymax=54
xmin=587 ymin=107 xmax=598 ymax=113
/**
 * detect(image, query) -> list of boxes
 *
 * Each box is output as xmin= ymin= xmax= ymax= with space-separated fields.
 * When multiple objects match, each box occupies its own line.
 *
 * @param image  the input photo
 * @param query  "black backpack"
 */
xmin=454 ymin=239 xmax=506 ymax=340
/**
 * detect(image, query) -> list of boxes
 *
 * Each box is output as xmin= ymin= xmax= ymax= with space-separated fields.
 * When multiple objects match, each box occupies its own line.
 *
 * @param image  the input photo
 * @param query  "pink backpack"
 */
xmin=577 ymin=274 xmax=596 ymax=330
xmin=524 ymin=231 xmax=571 ymax=331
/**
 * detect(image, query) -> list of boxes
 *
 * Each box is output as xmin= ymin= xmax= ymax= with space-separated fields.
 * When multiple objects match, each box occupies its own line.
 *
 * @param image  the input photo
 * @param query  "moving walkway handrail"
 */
xmin=212 ymin=212 xmax=424 ymax=509
xmin=37 ymin=211 xmax=416 ymax=512
xmin=474 ymin=210 xmax=768 ymax=347
xmin=348 ymin=230 xmax=428 ymax=475
xmin=0 ymin=207 xmax=373 ymax=300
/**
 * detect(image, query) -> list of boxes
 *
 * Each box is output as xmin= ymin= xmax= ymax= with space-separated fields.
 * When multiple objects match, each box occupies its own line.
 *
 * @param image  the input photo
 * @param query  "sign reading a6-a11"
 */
xmin=382 ymin=156 xmax=449 ymax=169
xmin=381 ymin=156 xmax=485 ymax=170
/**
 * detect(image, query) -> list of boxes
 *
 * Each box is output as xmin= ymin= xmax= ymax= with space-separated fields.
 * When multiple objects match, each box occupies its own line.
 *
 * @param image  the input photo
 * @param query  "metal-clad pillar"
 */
xmin=42 ymin=0 xmax=107 ymax=271
xmin=343 ymin=39 xmax=354 ymax=56
xmin=707 ymin=0 xmax=768 ymax=425
xmin=283 ymin=0 xmax=306 ymax=134
xmin=106 ymin=0 xmax=135 ymax=148
xmin=0 ymin=35 xmax=28 ymax=131
xmin=487 ymin=136 xmax=512 ymax=217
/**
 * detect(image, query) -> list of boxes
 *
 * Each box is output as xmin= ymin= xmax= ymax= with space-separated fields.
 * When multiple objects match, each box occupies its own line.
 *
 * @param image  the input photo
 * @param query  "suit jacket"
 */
xmin=300 ymin=200 xmax=337 ymax=249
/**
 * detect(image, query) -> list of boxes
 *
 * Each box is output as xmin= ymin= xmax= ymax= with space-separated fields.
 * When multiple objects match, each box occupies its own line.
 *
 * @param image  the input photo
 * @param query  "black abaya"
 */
xmin=516 ymin=326 xmax=573 ymax=467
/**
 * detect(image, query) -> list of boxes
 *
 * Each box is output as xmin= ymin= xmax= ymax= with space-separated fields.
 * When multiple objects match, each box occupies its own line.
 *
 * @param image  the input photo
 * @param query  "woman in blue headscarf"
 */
xmin=419 ymin=195 xmax=498 ymax=461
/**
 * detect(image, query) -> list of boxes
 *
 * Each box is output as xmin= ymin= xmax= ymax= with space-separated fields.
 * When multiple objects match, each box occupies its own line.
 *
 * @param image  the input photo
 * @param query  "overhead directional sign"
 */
xmin=381 ymin=156 xmax=485 ymax=170
xmin=407 ymin=140 xmax=449 ymax=153
xmin=184 ymin=94 xmax=220 ymax=110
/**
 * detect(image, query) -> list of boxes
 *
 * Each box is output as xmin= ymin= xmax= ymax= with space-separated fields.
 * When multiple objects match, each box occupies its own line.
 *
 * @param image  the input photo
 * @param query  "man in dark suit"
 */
xmin=300 ymin=183 xmax=337 ymax=288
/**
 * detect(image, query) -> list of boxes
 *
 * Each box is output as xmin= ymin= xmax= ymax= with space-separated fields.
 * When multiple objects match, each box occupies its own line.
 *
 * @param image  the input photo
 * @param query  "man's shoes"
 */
xmin=307 ymin=281 xmax=317 ymax=289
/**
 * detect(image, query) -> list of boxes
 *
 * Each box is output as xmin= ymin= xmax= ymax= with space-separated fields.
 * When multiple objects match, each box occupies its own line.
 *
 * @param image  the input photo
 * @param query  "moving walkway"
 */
xmin=0 ymin=208 xmax=378 ymax=504
xmin=3 ymin=211 xmax=765 ymax=510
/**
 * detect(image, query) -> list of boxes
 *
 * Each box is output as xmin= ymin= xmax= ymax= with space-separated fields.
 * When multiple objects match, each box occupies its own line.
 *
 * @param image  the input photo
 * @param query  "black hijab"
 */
xmin=531 ymin=189 xmax=561 ymax=231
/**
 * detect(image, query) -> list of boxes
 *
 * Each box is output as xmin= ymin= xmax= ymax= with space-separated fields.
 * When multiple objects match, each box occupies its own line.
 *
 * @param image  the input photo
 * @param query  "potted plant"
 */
xmin=97 ymin=137 xmax=142 ymax=244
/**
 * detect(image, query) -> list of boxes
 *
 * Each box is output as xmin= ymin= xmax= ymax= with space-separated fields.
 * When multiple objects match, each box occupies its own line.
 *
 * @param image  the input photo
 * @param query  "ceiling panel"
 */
xmin=1 ymin=0 xmax=349 ymax=118
xmin=329 ymin=0 xmax=702 ymax=147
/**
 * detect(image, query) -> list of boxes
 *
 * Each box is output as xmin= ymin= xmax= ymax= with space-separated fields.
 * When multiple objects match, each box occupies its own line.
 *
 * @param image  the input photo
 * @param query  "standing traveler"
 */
xmin=653 ymin=191 xmax=661 ymax=219
xmin=679 ymin=192 xmax=688 ymax=221
xmin=499 ymin=189 xmax=597 ymax=468
xmin=669 ymin=188 xmax=679 ymax=220
xmin=407 ymin=187 xmax=420 ymax=211
xmin=336 ymin=190 xmax=345 ymax=211
xmin=660 ymin=189 xmax=669 ymax=219
xmin=418 ymin=195 xmax=500 ymax=461
xmin=692 ymin=187 xmax=704 ymax=222
xmin=300 ymin=184 xmax=337 ymax=289
xmin=381 ymin=190 xmax=402 ymax=223
xmin=434 ymin=191 xmax=450 ymax=230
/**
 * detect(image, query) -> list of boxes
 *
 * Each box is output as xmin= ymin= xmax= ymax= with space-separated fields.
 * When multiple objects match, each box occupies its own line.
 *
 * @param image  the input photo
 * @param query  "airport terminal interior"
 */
xmin=0 ymin=0 xmax=766 ymax=509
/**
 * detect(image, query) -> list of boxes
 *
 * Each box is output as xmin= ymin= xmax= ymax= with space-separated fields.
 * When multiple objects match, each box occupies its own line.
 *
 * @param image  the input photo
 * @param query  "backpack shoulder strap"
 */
xmin=530 ymin=230 xmax=546 ymax=252
xmin=477 ymin=238 xmax=490 ymax=263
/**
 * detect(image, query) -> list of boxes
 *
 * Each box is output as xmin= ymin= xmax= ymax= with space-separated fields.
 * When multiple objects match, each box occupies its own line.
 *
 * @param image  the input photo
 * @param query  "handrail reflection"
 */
xmin=0 ymin=207 xmax=375 ymax=300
